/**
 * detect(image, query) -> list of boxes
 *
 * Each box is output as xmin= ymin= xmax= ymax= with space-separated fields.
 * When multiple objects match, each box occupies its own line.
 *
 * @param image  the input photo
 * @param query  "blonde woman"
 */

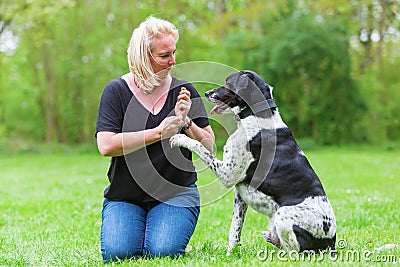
xmin=96 ymin=16 xmax=214 ymax=262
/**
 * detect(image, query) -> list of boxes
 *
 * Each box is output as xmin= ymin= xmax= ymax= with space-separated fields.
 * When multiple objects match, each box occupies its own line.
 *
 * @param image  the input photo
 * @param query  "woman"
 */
xmin=95 ymin=16 xmax=215 ymax=262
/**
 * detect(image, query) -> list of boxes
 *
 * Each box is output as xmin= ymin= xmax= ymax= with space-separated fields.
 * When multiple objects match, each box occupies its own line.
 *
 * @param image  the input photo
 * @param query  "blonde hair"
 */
xmin=127 ymin=16 xmax=179 ymax=93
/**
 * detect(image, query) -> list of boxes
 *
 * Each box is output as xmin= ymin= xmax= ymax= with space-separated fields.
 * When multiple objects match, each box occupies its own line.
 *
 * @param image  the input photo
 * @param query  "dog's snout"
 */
xmin=205 ymin=90 xmax=214 ymax=98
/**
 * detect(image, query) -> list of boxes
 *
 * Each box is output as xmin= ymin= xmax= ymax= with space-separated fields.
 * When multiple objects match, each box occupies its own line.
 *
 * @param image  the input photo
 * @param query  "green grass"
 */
xmin=0 ymin=146 xmax=399 ymax=266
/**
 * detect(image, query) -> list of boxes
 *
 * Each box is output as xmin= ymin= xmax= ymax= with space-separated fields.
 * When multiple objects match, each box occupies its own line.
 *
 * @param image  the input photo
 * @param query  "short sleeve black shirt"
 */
xmin=95 ymin=77 xmax=209 ymax=206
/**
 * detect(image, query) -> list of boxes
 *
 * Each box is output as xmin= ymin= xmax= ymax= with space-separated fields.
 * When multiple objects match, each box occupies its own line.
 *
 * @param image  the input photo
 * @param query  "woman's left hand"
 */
xmin=175 ymin=87 xmax=191 ymax=118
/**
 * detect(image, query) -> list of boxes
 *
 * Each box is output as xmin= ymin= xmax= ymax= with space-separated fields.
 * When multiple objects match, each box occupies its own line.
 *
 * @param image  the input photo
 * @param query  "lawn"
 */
xmin=0 ymin=146 xmax=399 ymax=266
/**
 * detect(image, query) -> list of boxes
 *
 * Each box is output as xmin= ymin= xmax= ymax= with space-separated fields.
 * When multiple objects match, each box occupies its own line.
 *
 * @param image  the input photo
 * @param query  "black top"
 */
xmin=96 ymin=76 xmax=210 ymax=206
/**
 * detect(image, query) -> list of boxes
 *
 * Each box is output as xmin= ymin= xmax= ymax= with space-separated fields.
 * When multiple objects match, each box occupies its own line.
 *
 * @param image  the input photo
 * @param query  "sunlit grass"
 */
xmin=0 ymin=147 xmax=399 ymax=266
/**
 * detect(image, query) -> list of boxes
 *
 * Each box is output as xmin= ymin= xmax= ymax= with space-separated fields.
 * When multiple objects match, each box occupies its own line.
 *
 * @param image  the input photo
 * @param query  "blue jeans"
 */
xmin=100 ymin=185 xmax=200 ymax=263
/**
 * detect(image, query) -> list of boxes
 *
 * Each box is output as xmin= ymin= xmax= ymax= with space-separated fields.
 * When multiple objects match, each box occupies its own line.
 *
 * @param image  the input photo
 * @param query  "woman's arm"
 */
xmin=175 ymin=87 xmax=215 ymax=152
xmin=182 ymin=119 xmax=215 ymax=152
xmin=97 ymin=115 xmax=184 ymax=157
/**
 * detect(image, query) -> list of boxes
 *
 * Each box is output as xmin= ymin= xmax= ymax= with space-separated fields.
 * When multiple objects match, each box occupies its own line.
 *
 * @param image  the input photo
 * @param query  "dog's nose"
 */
xmin=205 ymin=90 xmax=213 ymax=98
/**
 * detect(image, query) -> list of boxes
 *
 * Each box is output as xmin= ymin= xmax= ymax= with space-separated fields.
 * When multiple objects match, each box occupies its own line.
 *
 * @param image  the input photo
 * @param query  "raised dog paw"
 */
xmin=169 ymin=134 xmax=190 ymax=148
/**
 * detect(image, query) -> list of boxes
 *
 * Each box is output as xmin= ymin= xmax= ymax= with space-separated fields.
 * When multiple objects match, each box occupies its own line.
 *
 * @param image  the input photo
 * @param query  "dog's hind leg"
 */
xmin=227 ymin=188 xmax=248 ymax=255
xmin=275 ymin=223 xmax=300 ymax=252
xmin=292 ymin=225 xmax=336 ymax=251
xmin=271 ymin=207 xmax=301 ymax=252
xmin=262 ymin=230 xmax=281 ymax=248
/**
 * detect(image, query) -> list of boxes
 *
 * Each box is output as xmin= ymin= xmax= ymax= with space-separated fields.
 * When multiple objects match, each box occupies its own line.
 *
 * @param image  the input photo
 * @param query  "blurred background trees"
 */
xmin=0 ymin=0 xmax=399 ymax=149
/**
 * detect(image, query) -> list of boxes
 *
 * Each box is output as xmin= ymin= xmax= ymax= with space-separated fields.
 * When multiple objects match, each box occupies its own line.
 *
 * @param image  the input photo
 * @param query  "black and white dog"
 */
xmin=170 ymin=70 xmax=336 ymax=255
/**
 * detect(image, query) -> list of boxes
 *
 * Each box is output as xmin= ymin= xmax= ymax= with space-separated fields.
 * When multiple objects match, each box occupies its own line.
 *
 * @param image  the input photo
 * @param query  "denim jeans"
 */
xmin=100 ymin=184 xmax=200 ymax=263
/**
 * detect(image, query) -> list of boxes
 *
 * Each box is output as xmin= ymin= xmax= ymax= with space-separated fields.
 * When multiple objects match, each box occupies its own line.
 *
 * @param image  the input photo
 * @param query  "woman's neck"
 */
xmin=123 ymin=72 xmax=172 ymax=114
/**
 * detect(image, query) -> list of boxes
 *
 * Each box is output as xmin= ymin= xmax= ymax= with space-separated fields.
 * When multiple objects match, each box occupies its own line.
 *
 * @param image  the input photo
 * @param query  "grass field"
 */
xmin=0 ymin=146 xmax=399 ymax=266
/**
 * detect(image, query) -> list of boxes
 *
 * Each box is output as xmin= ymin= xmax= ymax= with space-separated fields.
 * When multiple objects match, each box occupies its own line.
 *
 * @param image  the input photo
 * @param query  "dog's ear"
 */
xmin=241 ymin=70 xmax=273 ymax=100
xmin=234 ymin=71 xmax=268 ymax=107
xmin=241 ymin=70 xmax=256 ymax=78
xmin=226 ymin=71 xmax=249 ymax=92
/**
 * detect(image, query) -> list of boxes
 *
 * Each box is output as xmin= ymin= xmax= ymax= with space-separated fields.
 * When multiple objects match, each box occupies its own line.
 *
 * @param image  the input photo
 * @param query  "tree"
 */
xmin=1 ymin=0 xmax=399 ymax=146
xmin=264 ymin=13 xmax=365 ymax=144
xmin=305 ymin=0 xmax=400 ymax=143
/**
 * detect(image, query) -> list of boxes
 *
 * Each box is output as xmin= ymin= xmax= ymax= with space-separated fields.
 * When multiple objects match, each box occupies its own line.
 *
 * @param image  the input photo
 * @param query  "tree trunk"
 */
xmin=41 ymin=44 xmax=60 ymax=143
xmin=378 ymin=0 xmax=388 ymax=141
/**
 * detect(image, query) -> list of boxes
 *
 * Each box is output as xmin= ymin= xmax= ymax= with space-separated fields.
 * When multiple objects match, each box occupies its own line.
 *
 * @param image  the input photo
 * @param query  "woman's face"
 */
xmin=150 ymin=33 xmax=177 ymax=76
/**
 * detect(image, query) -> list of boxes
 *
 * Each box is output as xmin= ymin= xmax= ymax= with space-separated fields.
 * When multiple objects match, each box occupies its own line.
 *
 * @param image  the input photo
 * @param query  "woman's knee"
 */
xmin=100 ymin=199 xmax=146 ymax=262
xmin=143 ymin=244 xmax=185 ymax=259
xmin=142 ymin=206 xmax=199 ymax=259
xmin=102 ymin=245 xmax=142 ymax=263
xmin=101 ymin=225 xmax=143 ymax=263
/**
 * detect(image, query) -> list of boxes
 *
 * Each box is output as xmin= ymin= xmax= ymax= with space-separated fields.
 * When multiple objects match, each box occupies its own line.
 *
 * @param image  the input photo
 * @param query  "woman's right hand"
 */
xmin=158 ymin=115 xmax=184 ymax=140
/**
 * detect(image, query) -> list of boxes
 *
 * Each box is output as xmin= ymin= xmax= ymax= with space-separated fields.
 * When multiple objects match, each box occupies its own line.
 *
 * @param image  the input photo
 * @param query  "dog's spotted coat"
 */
xmin=170 ymin=70 xmax=336 ymax=255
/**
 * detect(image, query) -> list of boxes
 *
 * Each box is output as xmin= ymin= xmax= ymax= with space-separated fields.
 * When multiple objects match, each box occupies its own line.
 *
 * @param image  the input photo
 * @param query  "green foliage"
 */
xmin=264 ymin=13 xmax=365 ymax=144
xmin=0 ymin=0 xmax=400 ymax=146
xmin=355 ymin=59 xmax=400 ymax=144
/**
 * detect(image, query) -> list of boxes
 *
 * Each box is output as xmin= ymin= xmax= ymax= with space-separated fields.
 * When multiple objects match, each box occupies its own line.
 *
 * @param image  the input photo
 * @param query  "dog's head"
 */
xmin=206 ymin=70 xmax=276 ymax=117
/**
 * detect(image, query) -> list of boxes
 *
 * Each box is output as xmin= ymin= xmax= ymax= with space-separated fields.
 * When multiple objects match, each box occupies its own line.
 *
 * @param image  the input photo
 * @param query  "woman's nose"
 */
xmin=169 ymin=55 xmax=176 ymax=65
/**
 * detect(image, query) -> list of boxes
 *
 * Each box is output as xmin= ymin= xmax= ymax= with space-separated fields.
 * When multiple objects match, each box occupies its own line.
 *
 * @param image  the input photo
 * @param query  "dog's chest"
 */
xmin=236 ymin=183 xmax=278 ymax=218
xmin=238 ymin=116 xmax=272 ymax=137
xmin=226 ymin=116 xmax=272 ymax=147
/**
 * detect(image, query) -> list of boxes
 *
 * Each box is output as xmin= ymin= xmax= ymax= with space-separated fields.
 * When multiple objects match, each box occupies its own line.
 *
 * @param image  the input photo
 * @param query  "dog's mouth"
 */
xmin=206 ymin=88 xmax=234 ymax=115
xmin=209 ymin=102 xmax=229 ymax=115
xmin=207 ymin=95 xmax=230 ymax=115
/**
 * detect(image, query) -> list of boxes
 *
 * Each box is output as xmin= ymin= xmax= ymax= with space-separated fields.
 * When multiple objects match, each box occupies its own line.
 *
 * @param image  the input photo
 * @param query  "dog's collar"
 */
xmin=238 ymin=99 xmax=277 ymax=119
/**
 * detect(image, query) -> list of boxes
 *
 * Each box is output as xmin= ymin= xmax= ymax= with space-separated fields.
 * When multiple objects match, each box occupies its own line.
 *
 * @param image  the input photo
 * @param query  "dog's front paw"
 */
xmin=169 ymin=134 xmax=190 ymax=148
xmin=226 ymin=242 xmax=241 ymax=256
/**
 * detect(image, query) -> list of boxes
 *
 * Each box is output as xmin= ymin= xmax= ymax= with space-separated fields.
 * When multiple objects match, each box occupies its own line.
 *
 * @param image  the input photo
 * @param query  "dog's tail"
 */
xmin=292 ymin=225 xmax=336 ymax=252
